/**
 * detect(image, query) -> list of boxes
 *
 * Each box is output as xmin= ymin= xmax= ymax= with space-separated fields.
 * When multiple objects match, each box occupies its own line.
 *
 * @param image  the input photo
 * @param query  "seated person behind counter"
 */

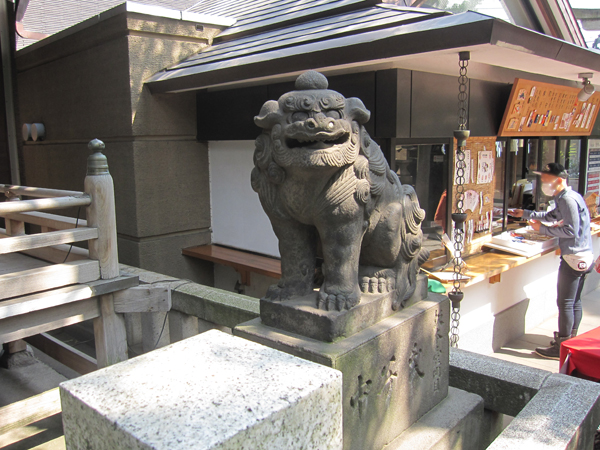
xmin=509 ymin=163 xmax=593 ymax=360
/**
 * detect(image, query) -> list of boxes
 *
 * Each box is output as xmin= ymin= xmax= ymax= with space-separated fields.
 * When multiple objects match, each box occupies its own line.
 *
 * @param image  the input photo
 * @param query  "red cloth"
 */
xmin=560 ymin=326 xmax=600 ymax=381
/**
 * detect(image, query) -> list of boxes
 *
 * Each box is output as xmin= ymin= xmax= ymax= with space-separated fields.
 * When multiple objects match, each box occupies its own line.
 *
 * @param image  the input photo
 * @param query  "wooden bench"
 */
xmin=182 ymin=245 xmax=281 ymax=285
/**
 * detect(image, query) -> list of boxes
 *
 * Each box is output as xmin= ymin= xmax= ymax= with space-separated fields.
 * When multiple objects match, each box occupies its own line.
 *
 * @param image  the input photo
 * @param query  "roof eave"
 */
xmin=146 ymin=13 xmax=600 ymax=94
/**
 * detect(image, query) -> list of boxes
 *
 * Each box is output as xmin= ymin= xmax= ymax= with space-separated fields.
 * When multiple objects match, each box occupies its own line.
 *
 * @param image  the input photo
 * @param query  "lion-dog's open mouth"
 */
xmin=285 ymin=129 xmax=350 ymax=150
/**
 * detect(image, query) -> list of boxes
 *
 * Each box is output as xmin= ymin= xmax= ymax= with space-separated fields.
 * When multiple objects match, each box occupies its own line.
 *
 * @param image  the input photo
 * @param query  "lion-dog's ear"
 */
xmin=254 ymin=100 xmax=281 ymax=129
xmin=345 ymin=97 xmax=371 ymax=125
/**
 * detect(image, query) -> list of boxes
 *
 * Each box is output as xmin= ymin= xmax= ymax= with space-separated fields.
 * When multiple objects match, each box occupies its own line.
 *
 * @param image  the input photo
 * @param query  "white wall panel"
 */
xmin=209 ymin=141 xmax=279 ymax=257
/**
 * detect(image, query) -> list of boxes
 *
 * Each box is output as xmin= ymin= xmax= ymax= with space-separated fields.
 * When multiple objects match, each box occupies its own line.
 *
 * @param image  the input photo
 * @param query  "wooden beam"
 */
xmin=489 ymin=274 xmax=502 ymax=284
xmin=25 ymin=333 xmax=97 ymax=375
xmin=0 ymin=284 xmax=95 ymax=319
xmin=0 ymin=195 xmax=91 ymax=215
xmin=0 ymin=259 xmax=100 ymax=300
xmin=0 ymin=275 xmax=139 ymax=319
xmin=0 ymin=184 xmax=84 ymax=198
xmin=19 ymin=244 xmax=90 ymax=264
xmin=113 ymin=285 xmax=171 ymax=313
xmin=4 ymin=211 xmax=88 ymax=230
xmin=6 ymin=339 xmax=27 ymax=353
xmin=0 ymin=297 xmax=100 ymax=344
xmin=0 ymin=388 xmax=61 ymax=435
xmin=0 ymin=227 xmax=98 ymax=255
xmin=0 ymin=229 xmax=90 ymax=263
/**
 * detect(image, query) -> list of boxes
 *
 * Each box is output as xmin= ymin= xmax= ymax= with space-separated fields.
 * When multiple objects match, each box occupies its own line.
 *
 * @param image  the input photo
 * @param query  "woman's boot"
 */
xmin=536 ymin=335 xmax=569 ymax=360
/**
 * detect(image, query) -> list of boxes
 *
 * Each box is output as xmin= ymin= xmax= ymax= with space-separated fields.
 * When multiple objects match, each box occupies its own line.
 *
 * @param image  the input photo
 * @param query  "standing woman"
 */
xmin=510 ymin=163 xmax=593 ymax=360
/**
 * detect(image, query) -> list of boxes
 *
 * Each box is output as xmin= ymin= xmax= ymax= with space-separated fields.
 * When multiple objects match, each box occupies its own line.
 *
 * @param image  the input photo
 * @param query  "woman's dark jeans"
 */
xmin=557 ymin=258 xmax=589 ymax=338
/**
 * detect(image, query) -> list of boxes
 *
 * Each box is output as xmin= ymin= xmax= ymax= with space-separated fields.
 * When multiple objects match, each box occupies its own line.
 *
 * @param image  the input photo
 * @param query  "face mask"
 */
xmin=541 ymin=181 xmax=556 ymax=197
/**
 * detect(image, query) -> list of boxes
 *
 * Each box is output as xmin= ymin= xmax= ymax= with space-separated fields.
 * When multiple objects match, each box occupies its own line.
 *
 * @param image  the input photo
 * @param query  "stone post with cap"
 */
xmin=84 ymin=138 xmax=119 ymax=280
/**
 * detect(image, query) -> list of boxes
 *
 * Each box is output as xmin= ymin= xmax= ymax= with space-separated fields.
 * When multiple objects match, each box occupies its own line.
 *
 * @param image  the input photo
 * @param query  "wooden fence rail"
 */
xmin=0 ymin=227 xmax=98 ymax=255
xmin=0 ymin=185 xmax=84 ymax=198
xmin=3 ymin=211 xmax=87 ymax=230
xmin=0 ymin=196 xmax=91 ymax=215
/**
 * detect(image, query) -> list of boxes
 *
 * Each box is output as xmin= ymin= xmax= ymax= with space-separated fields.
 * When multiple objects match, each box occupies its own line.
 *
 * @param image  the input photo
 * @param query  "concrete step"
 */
xmin=387 ymin=387 xmax=485 ymax=450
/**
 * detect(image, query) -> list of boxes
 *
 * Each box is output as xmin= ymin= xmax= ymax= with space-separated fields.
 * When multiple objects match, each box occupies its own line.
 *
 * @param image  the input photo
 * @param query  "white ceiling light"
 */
xmin=578 ymin=72 xmax=595 ymax=102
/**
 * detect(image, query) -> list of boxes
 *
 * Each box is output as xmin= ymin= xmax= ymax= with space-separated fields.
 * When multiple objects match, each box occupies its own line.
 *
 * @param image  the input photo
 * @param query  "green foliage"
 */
xmin=422 ymin=0 xmax=483 ymax=12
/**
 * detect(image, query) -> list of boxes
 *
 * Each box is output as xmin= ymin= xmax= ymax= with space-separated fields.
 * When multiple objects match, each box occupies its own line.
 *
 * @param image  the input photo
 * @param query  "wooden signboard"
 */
xmin=498 ymin=78 xmax=600 ymax=137
xmin=451 ymin=136 xmax=497 ymax=256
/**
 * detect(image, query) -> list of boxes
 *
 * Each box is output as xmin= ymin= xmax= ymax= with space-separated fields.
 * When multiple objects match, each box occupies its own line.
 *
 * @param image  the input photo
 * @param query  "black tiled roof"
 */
xmin=173 ymin=5 xmax=447 ymax=70
xmin=17 ymin=0 xmax=207 ymax=49
xmin=188 ymin=0 xmax=381 ymax=40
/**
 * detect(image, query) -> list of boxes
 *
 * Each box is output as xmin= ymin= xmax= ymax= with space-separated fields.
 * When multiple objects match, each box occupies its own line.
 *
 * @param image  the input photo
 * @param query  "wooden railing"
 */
xmin=0 ymin=139 xmax=173 ymax=372
xmin=0 ymin=139 xmax=119 ymax=299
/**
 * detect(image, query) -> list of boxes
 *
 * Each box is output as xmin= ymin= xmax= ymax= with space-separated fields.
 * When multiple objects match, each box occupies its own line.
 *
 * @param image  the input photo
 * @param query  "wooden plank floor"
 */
xmin=0 ymin=357 xmax=68 ymax=450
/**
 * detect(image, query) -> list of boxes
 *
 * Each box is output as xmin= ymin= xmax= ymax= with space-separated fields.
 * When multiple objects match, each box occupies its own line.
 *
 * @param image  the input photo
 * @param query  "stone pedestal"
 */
xmin=60 ymin=330 xmax=343 ymax=450
xmin=261 ymin=274 xmax=428 ymax=342
xmin=234 ymin=294 xmax=450 ymax=450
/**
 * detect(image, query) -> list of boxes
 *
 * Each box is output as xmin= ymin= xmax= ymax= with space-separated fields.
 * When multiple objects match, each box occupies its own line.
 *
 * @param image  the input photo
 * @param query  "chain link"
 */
xmin=450 ymin=55 xmax=469 ymax=348
xmin=450 ymin=306 xmax=461 ymax=347
xmin=457 ymin=60 xmax=469 ymax=131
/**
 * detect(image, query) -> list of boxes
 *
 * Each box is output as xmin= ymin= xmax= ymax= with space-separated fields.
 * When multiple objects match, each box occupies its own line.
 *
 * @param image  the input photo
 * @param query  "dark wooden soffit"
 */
xmin=146 ymin=12 xmax=600 ymax=94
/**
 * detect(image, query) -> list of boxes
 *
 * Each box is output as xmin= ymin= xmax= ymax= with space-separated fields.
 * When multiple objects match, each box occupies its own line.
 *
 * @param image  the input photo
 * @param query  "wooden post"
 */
xmin=84 ymin=139 xmax=119 ymax=280
xmin=93 ymin=294 xmax=128 ymax=368
xmin=141 ymin=312 xmax=170 ymax=353
xmin=86 ymin=139 xmax=127 ymax=367
xmin=169 ymin=310 xmax=198 ymax=343
xmin=5 ymin=196 xmax=27 ymax=356
xmin=5 ymin=195 xmax=25 ymax=236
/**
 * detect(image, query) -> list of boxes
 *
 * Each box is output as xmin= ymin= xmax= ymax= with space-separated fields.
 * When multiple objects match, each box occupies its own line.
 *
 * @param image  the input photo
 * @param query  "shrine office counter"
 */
xmin=440 ymin=221 xmax=600 ymax=354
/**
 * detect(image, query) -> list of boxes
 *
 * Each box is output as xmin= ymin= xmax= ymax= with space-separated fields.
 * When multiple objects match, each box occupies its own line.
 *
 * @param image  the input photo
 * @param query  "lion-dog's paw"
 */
xmin=316 ymin=286 xmax=361 ymax=311
xmin=359 ymin=268 xmax=397 ymax=294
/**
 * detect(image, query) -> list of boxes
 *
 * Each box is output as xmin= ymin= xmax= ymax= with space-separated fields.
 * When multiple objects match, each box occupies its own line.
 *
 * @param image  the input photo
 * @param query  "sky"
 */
xmin=455 ymin=0 xmax=600 ymax=48
xmin=570 ymin=0 xmax=600 ymax=48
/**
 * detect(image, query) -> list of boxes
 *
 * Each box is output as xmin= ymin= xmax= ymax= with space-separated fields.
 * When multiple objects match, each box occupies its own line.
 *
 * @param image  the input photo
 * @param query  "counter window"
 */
xmin=558 ymin=139 xmax=581 ymax=193
xmin=394 ymin=143 xmax=448 ymax=268
xmin=586 ymin=139 xmax=600 ymax=197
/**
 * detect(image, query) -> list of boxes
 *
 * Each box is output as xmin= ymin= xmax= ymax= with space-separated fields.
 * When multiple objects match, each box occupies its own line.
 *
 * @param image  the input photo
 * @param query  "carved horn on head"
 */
xmin=345 ymin=97 xmax=371 ymax=125
xmin=254 ymin=100 xmax=281 ymax=129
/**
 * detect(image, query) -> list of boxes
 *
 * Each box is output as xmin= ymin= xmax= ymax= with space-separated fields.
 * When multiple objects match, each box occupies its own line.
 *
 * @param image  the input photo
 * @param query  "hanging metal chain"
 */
xmin=457 ymin=58 xmax=469 ymax=132
xmin=449 ymin=52 xmax=470 ymax=348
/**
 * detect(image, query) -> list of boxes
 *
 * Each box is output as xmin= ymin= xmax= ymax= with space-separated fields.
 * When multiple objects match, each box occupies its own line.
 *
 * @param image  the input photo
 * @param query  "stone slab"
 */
xmin=119 ymin=264 xmax=260 ymax=329
xmin=260 ymin=274 xmax=428 ymax=342
xmin=60 ymin=330 xmax=342 ymax=450
xmin=449 ymin=348 xmax=551 ymax=416
xmin=235 ymin=294 xmax=450 ymax=450
xmin=488 ymin=373 xmax=600 ymax=450
xmin=388 ymin=387 xmax=484 ymax=450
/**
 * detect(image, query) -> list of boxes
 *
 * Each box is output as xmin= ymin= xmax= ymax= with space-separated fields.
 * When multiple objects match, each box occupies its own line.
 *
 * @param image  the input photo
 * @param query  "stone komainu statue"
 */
xmin=251 ymin=71 xmax=429 ymax=312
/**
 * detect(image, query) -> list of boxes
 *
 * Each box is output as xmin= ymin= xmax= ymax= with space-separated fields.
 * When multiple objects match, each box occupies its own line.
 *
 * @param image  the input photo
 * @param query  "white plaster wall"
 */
xmin=209 ymin=141 xmax=279 ymax=257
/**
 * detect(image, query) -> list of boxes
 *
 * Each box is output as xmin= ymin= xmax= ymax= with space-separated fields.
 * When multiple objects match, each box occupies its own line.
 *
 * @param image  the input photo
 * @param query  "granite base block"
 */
xmin=60 ymin=330 xmax=342 ymax=450
xmin=235 ymin=294 xmax=450 ymax=450
xmin=260 ymin=274 xmax=428 ymax=342
xmin=388 ymin=387 xmax=484 ymax=450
